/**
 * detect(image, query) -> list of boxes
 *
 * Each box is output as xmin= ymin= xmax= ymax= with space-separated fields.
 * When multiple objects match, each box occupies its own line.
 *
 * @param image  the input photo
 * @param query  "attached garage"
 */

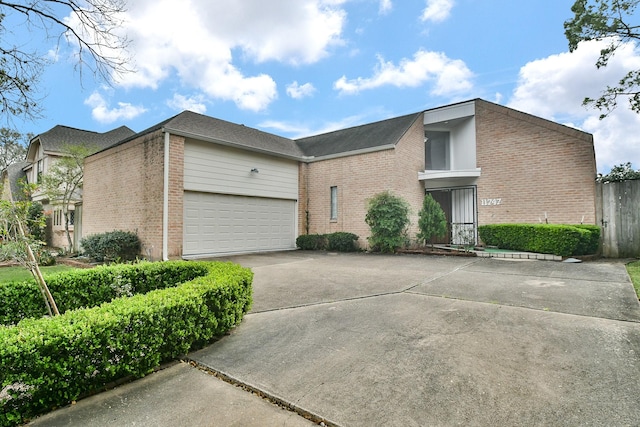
xmin=183 ymin=192 xmax=296 ymax=257
xmin=182 ymin=138 xmax=300 ymax=258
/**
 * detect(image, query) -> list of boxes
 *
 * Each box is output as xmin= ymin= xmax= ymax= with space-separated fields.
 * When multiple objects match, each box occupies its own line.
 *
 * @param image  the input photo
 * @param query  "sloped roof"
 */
xmin=2 ymin=161 xmax=29 ymax=201
xmin=115 ymin=111 xmax=306 ymax=160
xmin=295 ymin=112 xmax=423 ymax=158
xmin=34 ymin=125 xmax=136 ymax=154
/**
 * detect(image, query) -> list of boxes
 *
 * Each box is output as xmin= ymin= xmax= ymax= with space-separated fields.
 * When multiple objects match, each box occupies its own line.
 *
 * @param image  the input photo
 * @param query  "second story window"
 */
xmin=36 ymin=159 xmax=44 ymax=183
xmin=425 ymin=131 xmax=450 ymax=170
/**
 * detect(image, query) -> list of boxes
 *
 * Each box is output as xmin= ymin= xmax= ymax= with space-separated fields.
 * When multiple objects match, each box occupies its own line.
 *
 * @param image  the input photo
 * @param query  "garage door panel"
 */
xmin=183 ymin=192 xmax=296 ymax=256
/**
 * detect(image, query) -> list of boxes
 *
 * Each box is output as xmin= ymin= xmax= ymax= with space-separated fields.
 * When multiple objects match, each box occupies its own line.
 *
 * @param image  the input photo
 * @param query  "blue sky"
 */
xmin=8 ymin=0 xmax=640 ymax=173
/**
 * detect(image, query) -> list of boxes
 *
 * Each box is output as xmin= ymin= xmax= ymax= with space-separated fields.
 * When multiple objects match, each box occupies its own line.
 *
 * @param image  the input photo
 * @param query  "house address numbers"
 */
xmin=481 ymin=198 xmax=502 ymax=206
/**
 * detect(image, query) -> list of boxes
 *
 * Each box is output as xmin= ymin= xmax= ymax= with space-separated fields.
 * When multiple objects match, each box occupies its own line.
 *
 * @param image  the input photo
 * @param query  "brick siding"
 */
xmin=82 ymin=131 xmax=185 ymax=260
xmin=299 ymin=116 xmax=426 ymax=248
xmin=475 ymin=100 xmax=596 ymax=226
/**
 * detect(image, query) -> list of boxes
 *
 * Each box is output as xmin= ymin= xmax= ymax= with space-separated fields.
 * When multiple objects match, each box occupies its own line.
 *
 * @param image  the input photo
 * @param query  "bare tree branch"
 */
xmin=0 ymin=0 xmax=131 ymax=123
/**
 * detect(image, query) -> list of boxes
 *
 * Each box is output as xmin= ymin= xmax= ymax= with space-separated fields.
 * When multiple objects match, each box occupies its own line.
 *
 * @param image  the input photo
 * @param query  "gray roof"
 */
xmin=34 ymin=125 xmax=136 ymax=154
xmin=3 ymin=161 xmax=29 ymax=201
xmin=295 ymin=112 xmax=422 ymax=158
xmin=115 ymin=111 xmax=306 ymax=160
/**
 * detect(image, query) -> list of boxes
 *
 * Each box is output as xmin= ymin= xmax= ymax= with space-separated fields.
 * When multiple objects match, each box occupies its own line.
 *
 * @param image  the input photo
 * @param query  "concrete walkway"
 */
xmin=28 ymin=252 xmax=640 ymax=426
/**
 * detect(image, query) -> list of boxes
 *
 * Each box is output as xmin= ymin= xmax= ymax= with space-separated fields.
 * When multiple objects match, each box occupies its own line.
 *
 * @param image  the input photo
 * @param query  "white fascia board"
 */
xmin=418 ymin=168 xmax=481 ymax=181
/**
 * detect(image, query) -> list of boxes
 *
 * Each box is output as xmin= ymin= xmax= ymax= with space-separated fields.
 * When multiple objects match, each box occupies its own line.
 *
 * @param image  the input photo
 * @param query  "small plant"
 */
xmin=296 ymin=234 xmax=328 ymax=250
xmin=416 ymin=194 xmax=448 ymax=247
xmin=81 ymin=230 xmax=142 ymax=262
xmin=326 ymin=232 xmax=359 ymax=252
xmin=365 ymin=191 xmax=410 ymax=253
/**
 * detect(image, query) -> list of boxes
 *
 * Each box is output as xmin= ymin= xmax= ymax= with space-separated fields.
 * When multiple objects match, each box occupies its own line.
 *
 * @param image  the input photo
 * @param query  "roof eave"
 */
xmin=162 ymin=126 xmax=307 ymax=162
xmin=303 ymin=144 xmax=396 ymax=163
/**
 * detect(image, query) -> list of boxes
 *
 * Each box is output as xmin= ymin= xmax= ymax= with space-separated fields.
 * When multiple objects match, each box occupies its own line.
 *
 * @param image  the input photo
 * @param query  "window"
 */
xmin=68 ymin=210 xmax=75 ymax=226
xmin=425 ymin=131 xmax=450 ymax=170
xmin=36 ymin=159 xmax=44 ymax=184
xmin=330 ymin=186 xmax=338 ymax=220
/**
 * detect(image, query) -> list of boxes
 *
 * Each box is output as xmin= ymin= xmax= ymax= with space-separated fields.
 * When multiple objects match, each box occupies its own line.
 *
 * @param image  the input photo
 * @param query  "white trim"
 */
xmin=418 ymin=168 xmax=481 ymax=181
xmin=303 ymin=144 xmax=396 ymax=163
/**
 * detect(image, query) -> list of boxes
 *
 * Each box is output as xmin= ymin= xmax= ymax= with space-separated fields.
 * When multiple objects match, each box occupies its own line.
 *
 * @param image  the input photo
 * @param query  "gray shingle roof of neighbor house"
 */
xmin=295 ymin=112 xmax=423 ymax=158
xmin=114 ymin=110 xmax=308 ymax=160
xmin=33 ymin=125 xmax=136 ymax=154
xmin=3 ymin=161 xmax=29 ymax=201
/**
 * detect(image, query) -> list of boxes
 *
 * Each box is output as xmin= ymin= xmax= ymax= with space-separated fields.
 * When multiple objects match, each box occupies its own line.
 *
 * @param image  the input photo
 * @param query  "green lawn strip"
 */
xmin=0 ymin=265 xmax=75 ymax=283
xmin=625 ymin=261 xmax=640 ymax=299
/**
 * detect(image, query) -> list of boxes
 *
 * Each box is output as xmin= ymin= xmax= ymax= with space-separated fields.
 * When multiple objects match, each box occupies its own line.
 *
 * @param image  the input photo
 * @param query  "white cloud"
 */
xmin=286 ymin=81 xmax=317 ymax=99
xmin=421 ymin=0 xmax=454 ymax=23
xmin=507 ymin=38 xmax=640 ymax=173
xmin=84 ymin=92 xmax=147 ymax=124
xmin=166 ymin=94 xmax=207 ymax=114
xmin=104 ymin=0 xmax=346 ymax=112
xmin=379 ymin=0 xmax=393 ymax=15
xmin=334 ymin=49 xmax=473 ymax=96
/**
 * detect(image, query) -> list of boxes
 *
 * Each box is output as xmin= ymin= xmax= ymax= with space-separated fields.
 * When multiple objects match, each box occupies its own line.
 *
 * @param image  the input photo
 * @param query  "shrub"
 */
xmin=296 ymin=234 xmax=327 ymax=250
xmin=478 ymin=223 xmax=600 ymax=257
xmin=365 ymin=191 xmax=410 ymax=253
xmin=0 ymin=261 xmax=252 ymax=426
xmin=81 ymin=230 xmax=142 ymax=262
xmin=326 ymin=232 xmax=359 ymax=252
xmin=417 ymin=194 xmax=448 ymax=246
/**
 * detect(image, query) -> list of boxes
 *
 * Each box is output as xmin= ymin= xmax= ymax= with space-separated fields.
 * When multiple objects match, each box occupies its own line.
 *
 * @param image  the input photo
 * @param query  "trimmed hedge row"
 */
xmin=296 ymin=232 xmax=359 ymax=252
xmin=0 ymin=261 xmax=210 ymax=326
xmin=478 ymin=224 xmax=600 ymax=257
xmin=0 ymin=261 xmax=253 ymax=426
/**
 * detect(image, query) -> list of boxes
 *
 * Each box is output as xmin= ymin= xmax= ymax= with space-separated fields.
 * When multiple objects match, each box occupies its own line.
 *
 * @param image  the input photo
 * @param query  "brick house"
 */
xmin=81 ymin=98 xmax=597 ymax=259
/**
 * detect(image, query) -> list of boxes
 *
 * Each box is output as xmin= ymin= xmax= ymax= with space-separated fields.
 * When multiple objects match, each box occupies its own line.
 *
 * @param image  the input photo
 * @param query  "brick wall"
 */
xmin=83 ymin=130 xmax=185 ymax=260
xmin=475 ymin=100 xmax=597 ymax=226
xmin=299 ymin=116 xmax=425 ymax=248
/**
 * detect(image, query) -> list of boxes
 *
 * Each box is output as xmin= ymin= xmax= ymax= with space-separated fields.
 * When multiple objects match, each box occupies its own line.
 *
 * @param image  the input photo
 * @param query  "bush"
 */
xmin=0 ymin=261 xmax=252 ymax=426
xmin=296 ymin=234 xmax=327 ymax=250
xmin=478 ymin=223 xmax=600 ymax=257
xmin=296 ymin=233 xmax=359 ymax=252
xmin=81 ymin=230 xmax=142 ymax=262
xmin=417 ymin=194 xmax=448 ymax=245
xmin=0 ymin=261 xmax=210 ymax=326
xmin=365 ymin=191 xmax=410 ymax=253
xmin=326 ymin=232 xmax=359 ymax=252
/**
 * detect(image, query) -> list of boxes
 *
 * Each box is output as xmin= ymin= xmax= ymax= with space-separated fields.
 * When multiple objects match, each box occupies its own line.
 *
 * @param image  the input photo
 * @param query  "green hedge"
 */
xmin=296 ymin=232 xmax=359 ymax=252
xmin=478 ymin=224 xmax=600 ymax=257
xmin=0 ymin=261 xmax=210 ymax=326
xmin=0 ymin=261 xmax=252 ymax=426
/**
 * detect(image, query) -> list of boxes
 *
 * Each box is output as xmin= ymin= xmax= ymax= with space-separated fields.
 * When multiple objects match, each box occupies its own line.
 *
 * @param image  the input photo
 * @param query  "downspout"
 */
xmin=162 ymin=130 xmax=170 ymax=261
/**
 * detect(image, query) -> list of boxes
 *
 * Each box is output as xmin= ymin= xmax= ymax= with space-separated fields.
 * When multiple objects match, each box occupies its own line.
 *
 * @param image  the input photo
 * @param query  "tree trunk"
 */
xmin=18 ymin=219 xmax=59 ymax=316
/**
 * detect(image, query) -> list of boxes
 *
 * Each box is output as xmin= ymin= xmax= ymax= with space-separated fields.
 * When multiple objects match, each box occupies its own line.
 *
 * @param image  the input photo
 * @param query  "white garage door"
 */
xmin=183 ymin=192 xmax=296 ymax=257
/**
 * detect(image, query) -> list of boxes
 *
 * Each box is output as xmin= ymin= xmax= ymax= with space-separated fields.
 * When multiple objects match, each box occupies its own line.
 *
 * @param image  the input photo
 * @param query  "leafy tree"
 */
xmin=0 ymin=181 xmax=59 ymax=316
xmin=365 ymin=191 xmax=410 ymax=253
xmin=416 ymin=193 xmax=448 ymax=247
xmin=564 ymin=0 xmax=640 ymax=118
xmin=0 ymin=127 xmax=30 ymax=170
xmin=41 ymin=144 xmax=92 ymax=251
xmin=597 ymin=162 xmax=640 ymax=182
xmin=0 ymin=0 xmax=130 ymax=122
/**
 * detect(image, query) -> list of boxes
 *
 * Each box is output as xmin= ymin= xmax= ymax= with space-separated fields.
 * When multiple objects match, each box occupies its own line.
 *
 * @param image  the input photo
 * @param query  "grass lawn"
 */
xmin=0 ymin=265 xmax=75 ymax=283
xmin=625 ymin=261 xmax=640 ymax=299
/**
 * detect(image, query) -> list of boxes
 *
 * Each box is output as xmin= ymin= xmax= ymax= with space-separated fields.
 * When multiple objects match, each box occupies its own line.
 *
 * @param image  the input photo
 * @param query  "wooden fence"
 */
xmin=596 ymin=180 xmax=640 ymax=258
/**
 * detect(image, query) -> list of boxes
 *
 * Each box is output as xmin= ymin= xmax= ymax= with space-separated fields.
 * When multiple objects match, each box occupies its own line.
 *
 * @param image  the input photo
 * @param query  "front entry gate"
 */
xmin=426 ymin=186 xmax=477 ymax=245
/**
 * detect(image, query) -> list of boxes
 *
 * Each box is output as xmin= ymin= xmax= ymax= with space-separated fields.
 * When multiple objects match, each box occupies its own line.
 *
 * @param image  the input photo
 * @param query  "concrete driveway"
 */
xmin=29 ymin=252 xmax=640 ymax=426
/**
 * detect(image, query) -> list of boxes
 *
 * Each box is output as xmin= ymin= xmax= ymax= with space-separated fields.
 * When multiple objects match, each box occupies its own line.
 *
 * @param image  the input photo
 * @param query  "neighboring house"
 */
xmin=23 ymin=125 xmax=135 ymax=249
xmin=1 ymin=161 xmax=29 ymax=202
xmin=81 ymin=98 xmax=597 ymax=260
